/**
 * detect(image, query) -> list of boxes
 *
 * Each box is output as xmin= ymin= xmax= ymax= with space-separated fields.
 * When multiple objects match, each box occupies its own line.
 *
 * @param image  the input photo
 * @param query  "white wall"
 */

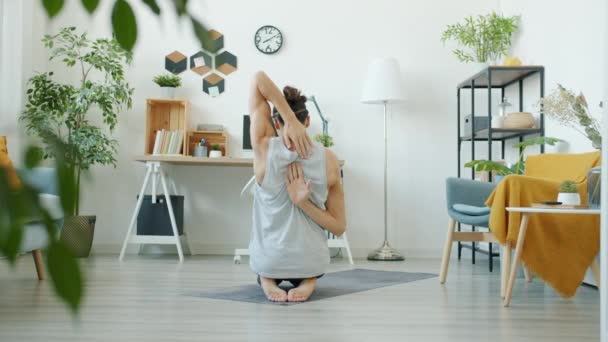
xmin=28 ymin=0 xmax=504 ymax=257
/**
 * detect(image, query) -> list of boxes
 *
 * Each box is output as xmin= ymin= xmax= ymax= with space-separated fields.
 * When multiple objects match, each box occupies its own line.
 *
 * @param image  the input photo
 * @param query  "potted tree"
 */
xmin=20 ymin=27 xmax=133 ymax=257
xmin=153 ymin=74 xmax=182 ymax=99
xmin=441 ymin=12 xmax=519 ymax=68
xmin=209 ymin=144 xmax=223 ymax=158
xmin=557 ymin=181 xmax=581 ymax=206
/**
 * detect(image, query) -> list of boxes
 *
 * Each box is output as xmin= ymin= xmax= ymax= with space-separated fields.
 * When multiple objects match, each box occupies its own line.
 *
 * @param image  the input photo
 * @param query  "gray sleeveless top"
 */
xmin=249 ymin=137 xmax=330 ymax=279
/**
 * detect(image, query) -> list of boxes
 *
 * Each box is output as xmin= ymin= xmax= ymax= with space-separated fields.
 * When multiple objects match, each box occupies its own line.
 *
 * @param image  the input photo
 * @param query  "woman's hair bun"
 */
xmin=283 ymin=86 xmax=307 ymax=106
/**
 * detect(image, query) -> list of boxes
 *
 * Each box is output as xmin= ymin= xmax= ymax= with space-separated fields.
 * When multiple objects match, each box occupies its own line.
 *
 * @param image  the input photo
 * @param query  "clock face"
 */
xmin=255 ymin=26 xmax=283 ymax=54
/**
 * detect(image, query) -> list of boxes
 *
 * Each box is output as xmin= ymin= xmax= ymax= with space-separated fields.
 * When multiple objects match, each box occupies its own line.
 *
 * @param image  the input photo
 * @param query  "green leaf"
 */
xmin=24 ymin=146 xmax=43 ymax=169
xmin=81 ymin=0 xmax=100 ymax=14
xmin=512 ymin=136 xmax=561 ymax=149
xmin=112 ymin=0 xmax=138 ymax=51
xmin=173 ymin=0 xmax=188 ymax=16
xmin=190 ymin=17 xmax=211 ymax=50
xmin=41 ymin=0 xmax=64 ymax=18
xmin=142 ymin=0 xmax=161 ymax=15
xmin=4 ymin=222 xmax=23 ymax=264
xmin=47 ymin=241 xmax=83 ymax=313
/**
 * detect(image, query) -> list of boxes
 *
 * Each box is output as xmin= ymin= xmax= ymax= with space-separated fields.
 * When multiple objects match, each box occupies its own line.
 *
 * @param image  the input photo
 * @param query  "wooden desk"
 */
xmin=120 ymin=155 xmax=349 ymax=263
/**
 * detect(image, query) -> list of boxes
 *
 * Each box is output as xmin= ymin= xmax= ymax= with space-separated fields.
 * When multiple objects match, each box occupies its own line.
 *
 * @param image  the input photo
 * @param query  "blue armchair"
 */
xmin=439 ymin=178 xmax=501 ymax=286
xmin=16 ymin=167 xmax=64 ymax=280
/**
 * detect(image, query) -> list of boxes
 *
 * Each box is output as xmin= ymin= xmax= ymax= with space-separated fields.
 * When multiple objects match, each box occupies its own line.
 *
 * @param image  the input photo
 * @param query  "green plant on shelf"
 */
xmin=314 ymin=133 xmax=334 ymax=147
xmin=441 ymin=12 xmax=519 ymax=64
xmin=559 ymin=180 xmax=578 ymax=193
xmin=153 ymin=74 xmax=182 ymax=88
xmin=211 ymin=143 xmax=221 ymax=151
xmin=465 ymin=136 xmax=561 ymax=176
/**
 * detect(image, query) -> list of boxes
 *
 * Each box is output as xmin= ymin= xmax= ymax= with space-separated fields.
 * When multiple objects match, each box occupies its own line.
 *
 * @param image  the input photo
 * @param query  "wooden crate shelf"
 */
xmin=144 ymin=99 xmax=189 ymax=156
xmin=186 ymin=131 xmax=229 ymax=157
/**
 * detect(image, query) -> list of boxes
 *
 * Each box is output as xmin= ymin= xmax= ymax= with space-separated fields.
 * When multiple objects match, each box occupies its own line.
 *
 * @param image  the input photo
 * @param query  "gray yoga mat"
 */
xmin=186 ymin=268 xmax=436 ymax=305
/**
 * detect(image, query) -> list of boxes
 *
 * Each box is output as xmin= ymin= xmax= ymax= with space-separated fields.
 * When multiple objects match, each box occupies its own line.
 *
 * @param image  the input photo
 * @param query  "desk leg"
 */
xmin=159 ymin=168 xmax=184 ymax=262
xmin=504 ymin=213 xmax=530 ymax=307
xmin=119 ymin=164 xmax=153 ymax=261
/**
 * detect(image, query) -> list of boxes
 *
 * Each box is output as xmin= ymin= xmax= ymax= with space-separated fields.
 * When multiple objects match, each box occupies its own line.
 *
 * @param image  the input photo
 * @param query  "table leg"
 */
xmin=504 ymin=213 xmax=530 ymax=307
xmin=592 ymin=257 xmax=601 ymax=287
xmin=523 ymin=264 xmax=533 ymax=283
xmin=501 ymin=241 xmax=511 ymax=298
xmin=160 ymin=168 xmax=184 ymax=262
xmin=119 ymin=164 xmax=153 ymax=261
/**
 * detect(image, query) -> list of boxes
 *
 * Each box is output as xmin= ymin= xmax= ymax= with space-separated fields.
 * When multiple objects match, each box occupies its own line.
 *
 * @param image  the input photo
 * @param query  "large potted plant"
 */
xmin=21 ymin=27 xmax=133 ymax=257
xmin=441 ymin=12 xmax=519 ymax=67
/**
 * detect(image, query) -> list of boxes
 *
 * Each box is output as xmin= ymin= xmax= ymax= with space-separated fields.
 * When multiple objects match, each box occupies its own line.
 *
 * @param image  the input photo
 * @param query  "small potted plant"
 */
xmin=153 ymin=73 xmax=182 ymax=99
xmin=314 ymin=133 xmax=334 ymax=148
xmin=557 ymin=180 xmax=580 ymax=205
xmin=209 ymin=143 xmax=222 ymax=158
xmin=441 ymin=12 xmax=519 ymax=68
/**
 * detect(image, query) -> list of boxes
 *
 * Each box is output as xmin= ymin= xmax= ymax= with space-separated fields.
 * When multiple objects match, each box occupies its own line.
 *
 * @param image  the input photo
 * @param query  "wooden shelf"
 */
xmin=460 ymin=128 xmax=542 ymax=141
xmin=186 ymin=130 xmax=229 ymax=157
xmin=458 ymin=66 xmax=544 ymax=89
xmin=144 ymin=99 xmax=189 ymax=156
xmin=133 ymin=155 xmax=345 ymax=167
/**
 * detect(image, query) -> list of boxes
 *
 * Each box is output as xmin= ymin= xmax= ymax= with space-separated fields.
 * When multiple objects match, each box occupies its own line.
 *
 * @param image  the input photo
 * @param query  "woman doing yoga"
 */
xmin=248 ymin=71 xmax=346 ymax=302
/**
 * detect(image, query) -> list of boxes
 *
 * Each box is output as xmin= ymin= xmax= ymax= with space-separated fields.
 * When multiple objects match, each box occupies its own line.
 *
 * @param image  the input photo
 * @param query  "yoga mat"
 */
xmin=186 ymin=268 xmax=436 ymax=305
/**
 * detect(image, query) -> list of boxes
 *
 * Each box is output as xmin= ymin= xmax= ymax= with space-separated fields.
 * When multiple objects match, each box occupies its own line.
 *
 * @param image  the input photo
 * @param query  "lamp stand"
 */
xmin=368 ymin=101 xmax=404 ymax=261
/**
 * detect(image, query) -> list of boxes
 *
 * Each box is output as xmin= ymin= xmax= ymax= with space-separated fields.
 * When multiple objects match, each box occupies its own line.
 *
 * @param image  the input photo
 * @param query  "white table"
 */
xmin=504 ymin=206 xmax=601 ymax=307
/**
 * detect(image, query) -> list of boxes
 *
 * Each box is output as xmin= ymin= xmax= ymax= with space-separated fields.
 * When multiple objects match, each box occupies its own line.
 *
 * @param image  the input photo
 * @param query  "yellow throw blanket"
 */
xmin=486 ymin=151 xmax=600 ymax=297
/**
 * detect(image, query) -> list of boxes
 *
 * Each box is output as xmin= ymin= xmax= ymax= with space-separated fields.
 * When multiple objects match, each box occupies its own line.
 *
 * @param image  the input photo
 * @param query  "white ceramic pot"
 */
xmin=557 ymin=192 xmax=581 ymax=206
xmin=162 ymin=87 xmax=176 ymax=99
xmin=209 ymin=150 xmax=222 ymax=158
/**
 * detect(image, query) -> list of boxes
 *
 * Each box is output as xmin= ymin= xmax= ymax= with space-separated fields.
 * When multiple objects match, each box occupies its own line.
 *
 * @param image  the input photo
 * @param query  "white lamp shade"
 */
xmin=361 ymin=58 xmax=404 ymax=104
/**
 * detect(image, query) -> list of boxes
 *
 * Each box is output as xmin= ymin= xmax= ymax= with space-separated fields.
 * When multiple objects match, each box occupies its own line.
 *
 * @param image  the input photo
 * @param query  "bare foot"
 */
xmin=260 ymin=277 xmax=288 ymax=302
xmin=287 ymin=278 xmax=317 ymax=302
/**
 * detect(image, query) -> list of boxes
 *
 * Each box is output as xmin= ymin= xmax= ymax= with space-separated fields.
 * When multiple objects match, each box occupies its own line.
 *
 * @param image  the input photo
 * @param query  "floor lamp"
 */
xmin=361 ymin=58 xmax=405 ymax=261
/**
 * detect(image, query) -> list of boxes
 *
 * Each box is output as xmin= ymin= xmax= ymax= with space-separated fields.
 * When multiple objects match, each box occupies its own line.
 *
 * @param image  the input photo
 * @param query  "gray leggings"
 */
xmin=257 ymin=274 xmax=324 ymax=288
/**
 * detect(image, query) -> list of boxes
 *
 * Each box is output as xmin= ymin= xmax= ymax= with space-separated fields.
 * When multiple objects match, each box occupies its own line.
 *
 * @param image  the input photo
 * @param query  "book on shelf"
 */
xmin=152 ymin=129 xmax=183 ymax=155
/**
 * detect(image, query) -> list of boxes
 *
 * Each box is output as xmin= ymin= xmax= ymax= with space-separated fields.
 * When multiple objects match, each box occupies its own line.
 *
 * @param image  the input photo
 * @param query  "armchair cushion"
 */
xmin=453 ymin=204 xmax=490 ymax=216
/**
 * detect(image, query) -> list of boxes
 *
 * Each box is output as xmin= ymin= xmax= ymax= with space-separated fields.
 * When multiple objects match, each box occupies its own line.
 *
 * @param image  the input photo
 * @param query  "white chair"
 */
xmin=234 ymin=175 xmax=354 ymax=265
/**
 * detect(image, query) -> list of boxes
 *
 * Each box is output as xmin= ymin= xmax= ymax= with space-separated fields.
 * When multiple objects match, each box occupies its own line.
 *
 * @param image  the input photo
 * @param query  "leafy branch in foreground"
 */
xmin=40 ymin=0 xmax=211 ymax=52
xmin=0 ymin=134 xmax=83 ymax=314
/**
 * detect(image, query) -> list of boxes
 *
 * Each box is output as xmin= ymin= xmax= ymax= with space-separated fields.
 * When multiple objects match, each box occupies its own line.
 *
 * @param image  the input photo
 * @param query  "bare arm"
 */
xmin=285 ymin=155 xmax=346 ymax=236
xmin=249 ymin=71 xmax=312 ymax=158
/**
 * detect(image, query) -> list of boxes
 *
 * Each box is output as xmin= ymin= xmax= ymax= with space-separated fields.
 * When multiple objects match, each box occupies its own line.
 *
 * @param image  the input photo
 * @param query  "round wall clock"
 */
xmin=254 ymin=25 xmax=283 ymax=54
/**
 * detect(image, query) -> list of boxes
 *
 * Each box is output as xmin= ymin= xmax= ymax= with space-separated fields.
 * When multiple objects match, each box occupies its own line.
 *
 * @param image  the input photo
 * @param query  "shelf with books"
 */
xmin=144 ymin=98 xmax=188 ymax=156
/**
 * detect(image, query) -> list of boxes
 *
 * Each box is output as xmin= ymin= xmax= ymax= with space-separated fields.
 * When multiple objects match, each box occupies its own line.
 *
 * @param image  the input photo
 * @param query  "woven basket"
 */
xmin=60 ymin=215 xmax=96 ymax=258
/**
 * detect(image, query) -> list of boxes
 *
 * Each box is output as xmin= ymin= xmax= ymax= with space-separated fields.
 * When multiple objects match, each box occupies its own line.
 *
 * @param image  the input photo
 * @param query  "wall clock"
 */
xmin=254 ymin=25 xmax=283 ymax=54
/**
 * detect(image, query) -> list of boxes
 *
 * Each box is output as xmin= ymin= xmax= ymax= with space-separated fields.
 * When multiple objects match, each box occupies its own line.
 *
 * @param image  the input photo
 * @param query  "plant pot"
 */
xmin=557 ymin=193 xmax=581 ymax=206
xmin=193 ymin=145 xmax=208 ymax=157
xmin=503 ymin=112 xmax=535 ymax=129
xmin=162 ymin=87 xmax=176 ymax=99
xmin=209 ymin=150 xmax=222 ymax=158
xmin=60 ymin=215 xmax=96 ymax=258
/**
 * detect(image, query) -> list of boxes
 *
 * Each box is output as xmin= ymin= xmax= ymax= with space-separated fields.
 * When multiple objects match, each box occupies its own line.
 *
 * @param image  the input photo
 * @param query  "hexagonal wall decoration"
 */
xmin=215 ymin=51 xmax=237 ymax=75
xmin=190 ymin=51 xmax=213 ymax=76
xmin=202 ymin=30 xmax=224 ymax=54
xmin=165 ymin=50 xmax=187 ymax=74
xmin=203 ymin=73 xmax=225 ymax=97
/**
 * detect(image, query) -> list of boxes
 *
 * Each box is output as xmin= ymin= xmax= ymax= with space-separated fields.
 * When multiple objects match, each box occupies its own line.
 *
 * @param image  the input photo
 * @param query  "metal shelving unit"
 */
xmin=456 ymin=66 xmax=546 ymax=271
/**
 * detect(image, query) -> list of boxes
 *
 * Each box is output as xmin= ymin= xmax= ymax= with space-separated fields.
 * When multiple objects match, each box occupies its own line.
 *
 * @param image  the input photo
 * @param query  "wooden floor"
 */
xmin=0 ymin=254 xmax=600 ymax=342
